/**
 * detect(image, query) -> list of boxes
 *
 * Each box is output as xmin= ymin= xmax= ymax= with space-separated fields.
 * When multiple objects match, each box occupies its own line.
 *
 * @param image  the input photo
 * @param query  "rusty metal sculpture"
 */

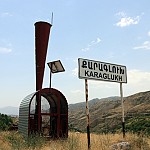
xmin=18 ymin=21 xmax=68 ymax=138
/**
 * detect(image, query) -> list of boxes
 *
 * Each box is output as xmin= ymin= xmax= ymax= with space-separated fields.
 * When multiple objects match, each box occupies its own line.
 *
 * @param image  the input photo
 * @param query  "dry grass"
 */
xmin=0 ymin=131 xmax=150 ymax=150
xmin=34 ymin=132 xmax=150 ymax=150
xmin=0 ymin=131 xmax=12 ymax=150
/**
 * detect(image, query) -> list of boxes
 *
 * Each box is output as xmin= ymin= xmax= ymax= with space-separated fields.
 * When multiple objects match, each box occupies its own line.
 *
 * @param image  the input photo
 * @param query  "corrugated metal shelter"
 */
xmin=18 ymin=88 xmax=68 ymax=138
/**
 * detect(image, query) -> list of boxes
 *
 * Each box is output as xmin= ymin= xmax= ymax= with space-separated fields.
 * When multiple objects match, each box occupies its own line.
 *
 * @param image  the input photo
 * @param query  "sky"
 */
xmin=0 ymin=0 xmax=150 ymax=107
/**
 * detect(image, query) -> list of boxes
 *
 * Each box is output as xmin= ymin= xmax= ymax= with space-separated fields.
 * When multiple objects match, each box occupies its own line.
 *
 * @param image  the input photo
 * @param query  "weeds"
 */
xmin=3 ymin=131 xmax=46 ymax=150
xmin=67 ymin=132 xmax=79 ymax=150
xmin=25 ymin=134 xmax=46 ymax=150
xmin=4 ymin=131 xmax=24 ymax=150
xmin=1 ymin=131 xmax=150 ymax=150
xmin=129 ymin=133 xmax=150 ymax=150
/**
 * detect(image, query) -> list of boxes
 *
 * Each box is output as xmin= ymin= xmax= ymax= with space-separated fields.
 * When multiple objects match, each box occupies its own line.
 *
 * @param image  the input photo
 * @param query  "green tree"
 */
xmin=0 ymin=113 xmax=13 ymax=130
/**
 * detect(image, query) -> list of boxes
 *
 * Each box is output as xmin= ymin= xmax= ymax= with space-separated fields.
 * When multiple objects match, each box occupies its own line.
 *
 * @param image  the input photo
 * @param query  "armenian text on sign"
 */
xmin=78 ymin=58 xmax=127 ymax=83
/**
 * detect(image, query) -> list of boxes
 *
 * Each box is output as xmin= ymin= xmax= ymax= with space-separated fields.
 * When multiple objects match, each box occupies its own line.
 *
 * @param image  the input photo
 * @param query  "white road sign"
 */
xmin=78 ymin=58 xmax=127 ymax=83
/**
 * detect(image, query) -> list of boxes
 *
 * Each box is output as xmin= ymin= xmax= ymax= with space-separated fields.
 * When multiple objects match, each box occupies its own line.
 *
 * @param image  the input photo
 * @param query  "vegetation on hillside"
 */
xmin=69 ymin=91 xmax=150 ymax=135
xmin=0 ymin=113 xmax=13 ymax=130
xmin=126 ymin=117 xmax=150 ymax=135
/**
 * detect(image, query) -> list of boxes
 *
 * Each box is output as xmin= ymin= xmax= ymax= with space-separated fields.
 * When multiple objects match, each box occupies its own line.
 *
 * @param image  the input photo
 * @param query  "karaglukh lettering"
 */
xmin=84 ymin=70 xmax=123 ymax=82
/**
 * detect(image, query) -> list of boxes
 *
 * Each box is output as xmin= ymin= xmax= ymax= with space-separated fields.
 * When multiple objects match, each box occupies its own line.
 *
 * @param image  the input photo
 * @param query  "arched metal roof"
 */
xmin=18 ymin=92 xmax=36 ymax=137
xmin=18 ymin=88 xmax=68 ymax=137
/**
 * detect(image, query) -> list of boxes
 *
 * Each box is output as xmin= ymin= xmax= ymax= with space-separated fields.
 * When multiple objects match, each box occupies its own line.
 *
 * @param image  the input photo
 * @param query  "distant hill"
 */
xmin=0 ymin=106 xmax=19 ymax=116
xmin=1 ymin=91 xmax=150 ymax=134
xmin=69 ymin=96 xmax=120 ymax=111
xmin=68 ymin=91 xmax=150 ymax=134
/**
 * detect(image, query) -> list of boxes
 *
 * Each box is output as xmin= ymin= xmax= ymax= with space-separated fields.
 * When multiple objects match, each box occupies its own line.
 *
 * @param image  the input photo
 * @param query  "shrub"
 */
xmin=0 ymin=113 xmax=13 ymax=131
xmin=126 ymin=117 xmax=150 ymax=135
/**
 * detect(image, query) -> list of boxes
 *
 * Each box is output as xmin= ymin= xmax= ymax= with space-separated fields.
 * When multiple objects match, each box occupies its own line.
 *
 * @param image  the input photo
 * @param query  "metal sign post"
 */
xmin=49 ymin=69 xmax=52 ymax=88
xmin=78 ymin=58 xmax=127 ymax=148
xmin=85 ymin=79 xmax=90 ymax=149
xmin=120 ymin=83 xmax=125 ymax=138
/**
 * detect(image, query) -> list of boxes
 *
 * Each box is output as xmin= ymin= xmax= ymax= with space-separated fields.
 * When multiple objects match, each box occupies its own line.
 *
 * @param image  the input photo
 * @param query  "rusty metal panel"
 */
xmin=19 ymin=88 xmax=68 ymax=138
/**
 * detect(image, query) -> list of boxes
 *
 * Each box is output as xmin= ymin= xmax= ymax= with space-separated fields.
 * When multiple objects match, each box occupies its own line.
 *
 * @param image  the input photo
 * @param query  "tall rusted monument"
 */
xmin=34 ymin=22 xmax=51 ymax=133
xmin=18 ymin=22 xmax=68 ymax=138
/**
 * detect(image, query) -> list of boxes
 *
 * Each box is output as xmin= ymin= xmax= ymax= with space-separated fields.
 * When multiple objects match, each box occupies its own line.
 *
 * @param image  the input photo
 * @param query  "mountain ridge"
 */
xmin=69 ymin=90 xmax=150 ymax=133
xmin=0 ymin=106 xmax=19 ymax=116
xmin=1 ymin=90 xmax=150 ymax=134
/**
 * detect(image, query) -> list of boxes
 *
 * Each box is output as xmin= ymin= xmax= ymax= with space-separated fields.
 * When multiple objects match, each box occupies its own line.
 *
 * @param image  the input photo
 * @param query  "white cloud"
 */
xmin=127 ymin=69 xmax=150 ymax=83
xmin=115 ymin=12 xmax=140 ymax=27
xmin=67 ymin=88 xmax=85 ymax=104
xmin=107 ymin=51 xmax=115 ymax=59
xmin=123 ymin=69 xmax=150 ymax=96
xmin=0 ymin=12 xmax=13 ymax=18
xmin=133 ymin=31 xmax=150 ymax=50
xmin=133 ymin=40 xmax=150 ymax=50
xmin=81 ymin=47 xmax=90 ymax=52
xmin=0 ymin=47 xmax=12 ymax=53
xmin=71 ymin=89 xmax=83 ymax=94
xmin=116 ymin=11 xmax=126 ymax=17
xmin=72 ymin=67 xmax=78 ymax=76
xmin=81 ymin=37 xmax=101 ymax=52
xmin=116 ymin=16 xmax=140 ymax=27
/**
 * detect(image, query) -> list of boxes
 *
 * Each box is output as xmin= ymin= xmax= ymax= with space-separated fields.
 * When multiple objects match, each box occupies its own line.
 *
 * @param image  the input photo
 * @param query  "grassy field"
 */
xmin=0 ymin=131 xmax=150 ymax=150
